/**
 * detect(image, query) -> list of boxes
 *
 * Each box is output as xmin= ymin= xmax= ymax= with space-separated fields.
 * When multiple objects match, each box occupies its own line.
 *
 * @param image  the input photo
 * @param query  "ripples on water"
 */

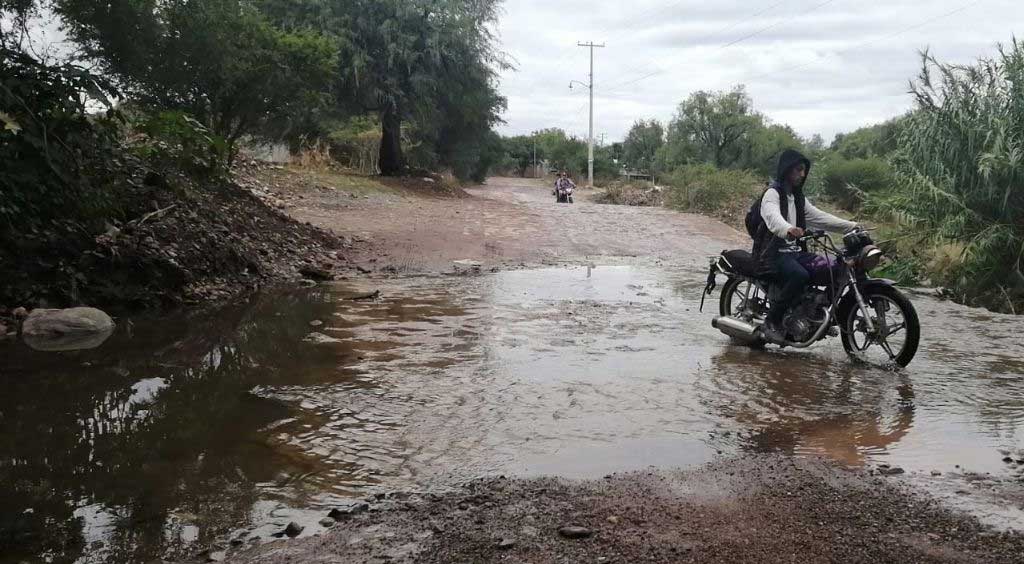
xmin=2 ymin=265 xmax=1023 ymax=562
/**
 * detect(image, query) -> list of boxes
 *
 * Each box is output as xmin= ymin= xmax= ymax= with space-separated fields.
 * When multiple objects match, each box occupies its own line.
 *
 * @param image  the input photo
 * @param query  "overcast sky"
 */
xmin=493 ymin=0 xmax=1020 ymax=143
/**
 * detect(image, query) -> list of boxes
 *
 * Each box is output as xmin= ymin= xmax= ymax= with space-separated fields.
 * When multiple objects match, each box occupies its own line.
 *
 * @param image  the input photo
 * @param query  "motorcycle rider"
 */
xmin=555 ymin=171 xmax=576 ymax=201
xmin=755 ymin=149 xmax=858 ymax=344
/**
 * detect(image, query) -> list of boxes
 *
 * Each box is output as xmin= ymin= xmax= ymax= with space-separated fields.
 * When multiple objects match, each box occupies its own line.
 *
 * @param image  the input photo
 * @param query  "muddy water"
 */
xmin=3 ymin=263 xmax=1024 ymax=563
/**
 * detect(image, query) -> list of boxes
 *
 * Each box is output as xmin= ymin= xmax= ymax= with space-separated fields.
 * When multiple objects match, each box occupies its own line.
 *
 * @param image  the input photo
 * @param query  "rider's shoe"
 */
xmin=760 ymin=322 xmax=787 ymax=345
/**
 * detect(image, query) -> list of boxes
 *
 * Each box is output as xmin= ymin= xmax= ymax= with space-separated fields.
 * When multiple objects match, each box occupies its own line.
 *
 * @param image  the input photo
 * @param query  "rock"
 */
xmin=22 ymin=307 xmax=115 ymax=352
xmin=13 ymin=306 xmax=28 ymax=319
xmin=1003 ymin=457 xmax=1014 ymax=463
xmin=453 ymin=259 xmax=482 ymax=271
xmin=328 ymin=503 xmax=370 ymax=520
xmin=878 ymin=466 xmax=905 ymax=476
xmin=303 ymin=332 xmax=341 ymax=344
xmin=298 ymin=278 xmax=318 ymax=288
xmin=319 ymin=518 xmax=336 ymax=528
xmin=356 ymin=266 xmax=372 ymax=274
xmin=606 ymin=515 xmax=620 ymax=524
xmin=422 ymin=177 xmax=436 ymax=183
xmin=309 ymin=320 xmax=323 ymax=327
xmin=207 ymin=551 xmax=226 ymax=562
xmin=283 ymin=522 xmax=304 ymax=537
xmin=557 ymin=526 xmax=593 ymax=539
xmin=931 ymin=470 xmax=942 ymax=476
xmin=348 ymin=290 xmax=381 ymax=301
xmin=299 ymin=266 xmax=334 ymax=281
xmin=496 ymin=538 xmax=516 ymax=550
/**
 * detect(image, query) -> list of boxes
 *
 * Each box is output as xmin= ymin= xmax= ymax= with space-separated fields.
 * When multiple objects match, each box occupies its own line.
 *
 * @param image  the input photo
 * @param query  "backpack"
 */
xmin=744 ymin=185 xmax=771 ymax=239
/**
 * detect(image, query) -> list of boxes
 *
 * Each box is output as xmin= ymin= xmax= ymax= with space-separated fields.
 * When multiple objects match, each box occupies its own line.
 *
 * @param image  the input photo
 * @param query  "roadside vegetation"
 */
xmin=507 ymin=41 xmax=1024 ymax=313
xmin=0 ymin=0 xmax=506 ymax=310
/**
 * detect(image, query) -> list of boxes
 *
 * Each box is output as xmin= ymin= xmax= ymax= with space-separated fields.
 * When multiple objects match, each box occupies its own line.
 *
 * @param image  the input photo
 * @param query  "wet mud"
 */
xmin=2 ymin=178 xmax=1023 ymax=563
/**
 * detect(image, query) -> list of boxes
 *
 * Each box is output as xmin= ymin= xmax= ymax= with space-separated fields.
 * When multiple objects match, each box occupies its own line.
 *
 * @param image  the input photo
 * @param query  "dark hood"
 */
xmin=775 ymin=148 xmax=812 ymax=191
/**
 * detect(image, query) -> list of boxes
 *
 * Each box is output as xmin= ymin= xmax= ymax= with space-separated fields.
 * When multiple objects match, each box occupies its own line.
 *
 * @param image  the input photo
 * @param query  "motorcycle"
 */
xmin=700 ymin=227 xmax=921 ymax=367
xmin=556 ymin=183 xmax=575 ymax=204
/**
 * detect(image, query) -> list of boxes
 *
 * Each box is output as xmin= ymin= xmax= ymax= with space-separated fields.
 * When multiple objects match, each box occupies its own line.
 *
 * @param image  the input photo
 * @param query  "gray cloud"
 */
xmin=495 ymin=0 xmax=1021 ymax=142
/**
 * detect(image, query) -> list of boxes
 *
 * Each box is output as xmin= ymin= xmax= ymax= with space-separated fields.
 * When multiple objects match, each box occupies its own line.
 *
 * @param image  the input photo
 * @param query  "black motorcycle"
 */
xmin=701 ymin=227 xmax=920 ymax=367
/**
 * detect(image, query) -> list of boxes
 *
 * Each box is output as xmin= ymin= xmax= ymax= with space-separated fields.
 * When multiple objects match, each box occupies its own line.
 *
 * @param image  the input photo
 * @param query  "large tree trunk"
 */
xmin=379 ymin=108 xmax=404 ymax=176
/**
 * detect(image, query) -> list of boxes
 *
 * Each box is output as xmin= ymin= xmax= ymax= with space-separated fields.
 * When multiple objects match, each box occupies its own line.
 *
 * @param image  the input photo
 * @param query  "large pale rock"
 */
xmin=22 ymin=307 xmax=115 ymax=352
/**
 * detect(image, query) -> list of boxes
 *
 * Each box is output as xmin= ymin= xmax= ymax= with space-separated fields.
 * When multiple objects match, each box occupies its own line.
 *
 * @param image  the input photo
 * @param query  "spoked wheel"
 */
xmin=719 ymin=277 xmax=769 ymax=317
xmin=841 ymin=285 xmax=920 ymax=367
xmin=719 ymin=277 xmax=770 ymax=346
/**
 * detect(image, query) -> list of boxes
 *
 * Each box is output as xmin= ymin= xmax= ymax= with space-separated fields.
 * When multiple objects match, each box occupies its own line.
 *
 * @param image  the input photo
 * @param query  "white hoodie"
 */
xmin=760 ymin=187 xmax=856 ymax=239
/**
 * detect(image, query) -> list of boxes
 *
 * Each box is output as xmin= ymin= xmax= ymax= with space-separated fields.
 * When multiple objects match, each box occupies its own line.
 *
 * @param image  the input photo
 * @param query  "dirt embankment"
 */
xmin=231 ymin=457 xmax=1024 ymax=564
xmin=0 ymin=163 xmax=354 ymax=326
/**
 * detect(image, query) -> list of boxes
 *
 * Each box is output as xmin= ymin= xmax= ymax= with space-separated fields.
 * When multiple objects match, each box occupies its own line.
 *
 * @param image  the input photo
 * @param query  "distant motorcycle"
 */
xmin=556 ymin=181 xmax=575 ymax=204
xmin=701 ymin=227 xmax=920 ymax=367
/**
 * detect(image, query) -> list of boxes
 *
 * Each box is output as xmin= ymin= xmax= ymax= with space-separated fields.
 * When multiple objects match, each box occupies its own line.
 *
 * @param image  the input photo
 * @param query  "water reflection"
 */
xmin=3 ymin=266 xmax=1024 ymax=563
xmin=704 ymin=347 xmax=915 ymax=466
xmin=1 ymin=290 xmax=369 ymax=563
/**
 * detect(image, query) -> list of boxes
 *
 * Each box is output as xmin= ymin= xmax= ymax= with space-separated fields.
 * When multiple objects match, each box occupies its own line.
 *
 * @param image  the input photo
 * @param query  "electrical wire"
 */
xmin=600 ymin=0 xmax=790 ymax=93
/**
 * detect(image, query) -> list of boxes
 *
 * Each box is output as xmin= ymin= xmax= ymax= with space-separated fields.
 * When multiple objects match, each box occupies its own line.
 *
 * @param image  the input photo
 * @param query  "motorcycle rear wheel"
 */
xmin=719 ymin=277 xmax=769 ymax=346
xmin=841 ymin=285 xmax=920 ymax=367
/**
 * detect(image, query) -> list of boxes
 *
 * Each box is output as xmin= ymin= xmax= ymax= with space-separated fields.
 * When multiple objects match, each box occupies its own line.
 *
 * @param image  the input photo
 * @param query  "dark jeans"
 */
xmin=768 ymin=251 xmax=812 ymax=326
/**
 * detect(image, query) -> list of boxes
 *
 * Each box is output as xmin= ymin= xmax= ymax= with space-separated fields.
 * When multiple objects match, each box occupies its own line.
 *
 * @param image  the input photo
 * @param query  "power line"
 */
xmin=602 ymin=0 xmax=840 ymax=96
xmin=599 ymin=0 xmax=790 ymax=94
xmin=720 ymin=0 xmax=839 ymax=49
xmin=541 ymin=0 xmax=688 ymax=82
xmin=742 ymin=0 xmax=983 ymax=83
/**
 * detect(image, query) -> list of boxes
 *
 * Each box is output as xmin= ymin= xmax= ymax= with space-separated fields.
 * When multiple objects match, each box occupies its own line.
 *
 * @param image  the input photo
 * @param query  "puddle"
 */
xmin=2 ymin=264 xmax=1024 ymax=562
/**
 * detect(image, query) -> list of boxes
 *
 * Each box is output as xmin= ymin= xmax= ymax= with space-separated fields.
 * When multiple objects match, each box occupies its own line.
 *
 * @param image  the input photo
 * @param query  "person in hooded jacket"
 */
xmin=754 ymin=149 xmax=858 ymax=344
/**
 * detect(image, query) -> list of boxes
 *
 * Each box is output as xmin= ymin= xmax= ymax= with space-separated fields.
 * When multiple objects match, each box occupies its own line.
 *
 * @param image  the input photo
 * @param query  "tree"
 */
xmin=55 ymin=0 xmax=336 ymax=158
xmin=622 ymin=119 xmax=664 ymax=174
xmin=830 ymin=118 xmax=905 ymax=159
xmin=665 ymin=86 xmax=760 ymax=168
xmin=319 ymin=0 xmax=506 ymax=176
xmin=742 ymin=123 xmax=804 ymax=177
xmin=501 ymin=134 xmax=542 ymax=176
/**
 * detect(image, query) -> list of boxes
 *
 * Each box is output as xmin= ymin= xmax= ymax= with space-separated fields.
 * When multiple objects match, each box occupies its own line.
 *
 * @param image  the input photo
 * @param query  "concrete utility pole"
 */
xmin=575 ymin=41 xmax=604 ymax=188
xmin=532 ymin=138 xmax=537 ymax=178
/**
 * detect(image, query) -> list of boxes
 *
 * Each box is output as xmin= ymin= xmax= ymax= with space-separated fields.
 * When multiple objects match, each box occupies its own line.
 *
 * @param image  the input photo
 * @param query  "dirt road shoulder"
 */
xmin=231 ymin=456 xmax=1024 ymax=564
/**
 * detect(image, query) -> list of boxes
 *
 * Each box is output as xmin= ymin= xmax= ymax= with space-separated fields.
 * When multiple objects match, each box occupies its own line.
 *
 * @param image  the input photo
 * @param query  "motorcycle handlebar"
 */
xmin=800 ymin=229 xmax=827 ymax=241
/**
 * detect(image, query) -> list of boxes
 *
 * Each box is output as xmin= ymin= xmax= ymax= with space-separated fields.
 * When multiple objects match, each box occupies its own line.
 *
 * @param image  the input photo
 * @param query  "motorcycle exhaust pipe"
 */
xmin=712 ymin=316 xmax=760 ymax=341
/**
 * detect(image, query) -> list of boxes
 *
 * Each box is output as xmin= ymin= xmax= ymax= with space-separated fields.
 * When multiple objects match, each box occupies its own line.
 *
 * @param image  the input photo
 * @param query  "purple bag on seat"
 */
xmin=797 ymin=253 xmax=840 ymax=286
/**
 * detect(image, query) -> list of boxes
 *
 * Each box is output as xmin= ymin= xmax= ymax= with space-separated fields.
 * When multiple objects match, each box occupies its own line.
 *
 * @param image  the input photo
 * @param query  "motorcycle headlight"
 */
xmin=858 ymin=245 xmax=884 ymax=272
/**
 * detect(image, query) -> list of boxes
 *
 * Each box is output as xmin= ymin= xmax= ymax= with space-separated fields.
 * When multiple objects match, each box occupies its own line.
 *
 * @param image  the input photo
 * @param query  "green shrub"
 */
xmin=663 ymin=164 xmax=762 ymax=214
xmin=814 ymin=157 xmax=893 ymax=211
xmin=596 ymin=182 xmax=664 ymax=207
xmin=0 ymin=48 xmax=128 ymax=237
xmin=871 ymin=41 xmax=1024 ymax=312
xmin=327 ymin=115 xmax=381 ymax=174
xmin=131 ymin=111 xmax=229 ymax=178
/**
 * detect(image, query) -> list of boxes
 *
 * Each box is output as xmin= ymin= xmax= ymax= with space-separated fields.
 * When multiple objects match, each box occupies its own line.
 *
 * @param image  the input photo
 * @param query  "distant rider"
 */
xmin=755 ymin=149 xmax=857 ymax=344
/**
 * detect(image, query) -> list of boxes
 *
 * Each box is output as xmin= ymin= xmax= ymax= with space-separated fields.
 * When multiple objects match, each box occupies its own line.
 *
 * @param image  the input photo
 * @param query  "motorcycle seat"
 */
xmin=720 ymin=249 xmax=761 ymax=278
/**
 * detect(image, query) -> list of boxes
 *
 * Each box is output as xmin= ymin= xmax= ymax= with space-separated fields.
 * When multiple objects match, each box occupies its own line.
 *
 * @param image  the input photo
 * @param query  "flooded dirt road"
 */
xmin=2 ymin=178 xmax=1023 ymax=563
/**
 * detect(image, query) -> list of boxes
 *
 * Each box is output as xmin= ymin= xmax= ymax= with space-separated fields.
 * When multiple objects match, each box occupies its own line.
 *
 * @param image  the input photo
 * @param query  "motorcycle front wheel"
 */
xmin=841 ymin=285 xmax=920 ymax=367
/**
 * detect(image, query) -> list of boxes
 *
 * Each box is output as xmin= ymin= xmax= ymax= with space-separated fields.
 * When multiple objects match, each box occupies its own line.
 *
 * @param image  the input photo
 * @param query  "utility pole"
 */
xmin=572 ymin=41 xmax=604 ymax=188
xmin=532 ymin=138 xmax=537 ymax=178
